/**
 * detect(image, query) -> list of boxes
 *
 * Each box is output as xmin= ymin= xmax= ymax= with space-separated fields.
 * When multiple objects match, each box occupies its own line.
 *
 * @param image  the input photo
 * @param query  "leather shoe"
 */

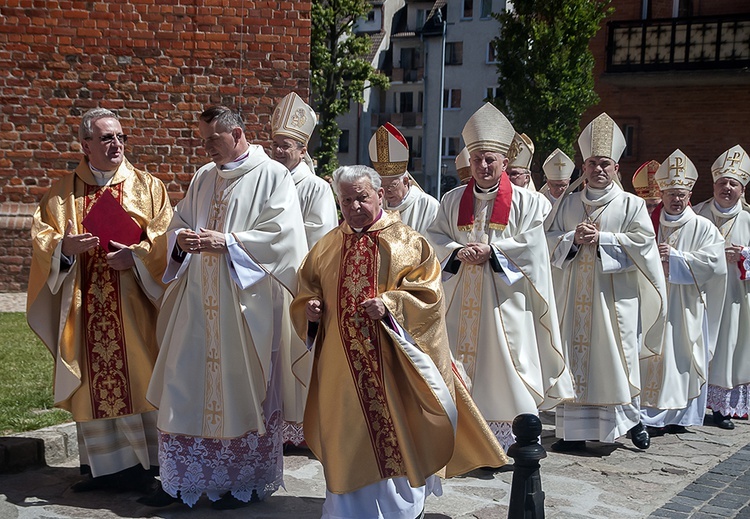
xmin=666 ymin=424 xmax=688 ymax=434
xmin=713 ymin=411 xmax=735 ymax=430
xmin=550 ymin=439 xmax=586 ymax=452
xmin=629 ymin=422 xmax=650 ymax=449
xmin=646 ymin=426 xmax=667 ymax=437
xmin=136 ymin=484 xmax=179 ymax=507
xmin=71 ymin=475 xmax=116 ymax=492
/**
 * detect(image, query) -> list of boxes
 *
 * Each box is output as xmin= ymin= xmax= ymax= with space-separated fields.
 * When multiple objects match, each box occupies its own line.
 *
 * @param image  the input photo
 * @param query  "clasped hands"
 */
xmin=725 ymin=244 xmax=744 ymax=264
xmin=177 ymin=228 xmax=227 ymax=254
xmin=306 ymin=297 xmax=386 ymax=323
xmin=458 ymin=243 xmax=491 ymax=265
xmin=573 ymin=223 xmax=599 ymax=245
xmin=61 ymin=219 xmax=134 ymax=271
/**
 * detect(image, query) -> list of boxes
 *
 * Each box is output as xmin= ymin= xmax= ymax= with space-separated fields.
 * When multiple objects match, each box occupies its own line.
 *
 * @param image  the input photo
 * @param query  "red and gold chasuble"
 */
xmin=338 ymin=230 xmax=405 ymax=478
xmin=81 ymin=183 xmax=133 ymax=418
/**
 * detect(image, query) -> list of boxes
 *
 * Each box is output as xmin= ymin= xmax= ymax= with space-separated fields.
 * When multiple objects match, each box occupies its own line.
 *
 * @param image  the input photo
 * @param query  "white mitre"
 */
xmin=578 ymin=112 xmax=627 ymax=162
xmin=542 ymin=148 xmax=574 ymax=181
xmin=711 ymin=144 xmax=750 ymax=186
xmin=462 ymin=102 xmax=515 ymax=155
xmin=507 ymin=132 xmax=534 ymax=169
xmin=271 ymin=92 xmax=317 ymax=145
xmin=455 ymin=147 xmax=472 ymax=184
xmin=368 ymin=122 xmax=409 ymax=177
xmin=655 ymin=149 xmax=698 ymax=191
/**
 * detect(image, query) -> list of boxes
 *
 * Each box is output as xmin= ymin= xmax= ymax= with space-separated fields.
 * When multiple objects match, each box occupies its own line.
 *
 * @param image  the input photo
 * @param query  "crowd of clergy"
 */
xmin=25 ymin=91 xmax=750 ymax=519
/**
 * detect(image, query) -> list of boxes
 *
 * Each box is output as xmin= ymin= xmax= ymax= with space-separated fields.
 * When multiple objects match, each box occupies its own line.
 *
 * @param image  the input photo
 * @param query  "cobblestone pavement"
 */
xmin=0 ymin=292 xmax=25 ymax=312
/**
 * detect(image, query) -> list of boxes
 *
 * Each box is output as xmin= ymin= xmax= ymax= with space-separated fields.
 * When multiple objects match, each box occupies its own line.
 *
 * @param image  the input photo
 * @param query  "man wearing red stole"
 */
xmin=27 ymin=108 xmax=173 ymax=493
xmin=427 ymin=103 xmax=573 ymax=452
xmin=291 ymin=165 xmax=507 ymax=519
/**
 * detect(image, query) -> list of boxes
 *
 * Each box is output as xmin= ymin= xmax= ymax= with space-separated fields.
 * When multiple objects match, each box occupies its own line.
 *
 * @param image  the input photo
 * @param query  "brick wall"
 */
xmin=584 ymin=0 xmax=750 ymax=202
xmin=0 ymin=1 xmax=311 ymax=291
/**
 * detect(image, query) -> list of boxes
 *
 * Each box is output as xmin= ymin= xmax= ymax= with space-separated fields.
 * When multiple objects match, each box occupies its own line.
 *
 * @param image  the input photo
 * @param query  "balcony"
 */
xmin=391 ymin=67 xmax=424 ymax=83
xmin=372 ymin=112 xmax=423 ymax=128
xmin=606 ymin=14 xmax=750 ymax=73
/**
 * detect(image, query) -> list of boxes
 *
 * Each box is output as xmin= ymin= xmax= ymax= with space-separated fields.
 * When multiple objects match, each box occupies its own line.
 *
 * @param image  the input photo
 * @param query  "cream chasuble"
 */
xmin=289 ymin=160 xmax=338 ymax=249
xmin=546 ymin=184 xmax=667 ymax=442
xmin=291 ymin=211 xmax=507 ymax=496
xmin=427 ymin=181 xmax=573 ymax=450
xmin=695 ymin=199 xmax=750 ymax=391
xmin=640 ymin=207 xmax=726 ymax=427
xmin=385 ymin=186 xmax=440 ymax=235
xmin=27 ymin=158 xmax=173 ymax=476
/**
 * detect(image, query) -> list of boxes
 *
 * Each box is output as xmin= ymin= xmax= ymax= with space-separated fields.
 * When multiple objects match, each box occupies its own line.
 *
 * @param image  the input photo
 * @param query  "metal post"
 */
xmin=507 ymin=414 xmax=546 ymax=519
xmin=436 ymin=10 xmax=446 ymax=200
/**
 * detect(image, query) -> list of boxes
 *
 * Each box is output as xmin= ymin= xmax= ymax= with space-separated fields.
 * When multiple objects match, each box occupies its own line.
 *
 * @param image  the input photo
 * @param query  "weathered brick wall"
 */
xmin=583 ymin=0 xmax=750 ymax=202
xmin=0 ymin=0 xmax=311 ymax=291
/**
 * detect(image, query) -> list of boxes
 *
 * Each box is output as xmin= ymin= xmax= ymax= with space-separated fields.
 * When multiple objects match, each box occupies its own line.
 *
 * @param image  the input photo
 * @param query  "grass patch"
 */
xmin=0 ymin=312 xmax=72 ymax=435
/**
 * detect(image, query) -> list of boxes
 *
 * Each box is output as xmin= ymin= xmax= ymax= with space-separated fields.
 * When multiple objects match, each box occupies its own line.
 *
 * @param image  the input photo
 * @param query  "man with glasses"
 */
xmin=369 ymin=123 xmax=439 ymax=235
xmin=27 ymin=108 xmax=173 ymax=494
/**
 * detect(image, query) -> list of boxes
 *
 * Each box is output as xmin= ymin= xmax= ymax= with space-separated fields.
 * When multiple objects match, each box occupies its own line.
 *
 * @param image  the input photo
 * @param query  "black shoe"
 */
xmin=629 ymin=422 xmax=650 ymax=449
xmin=646 ymin=426 xmax=667 ymax=437
xmin=210 ymin=490 xmax=259 ymax=510
xmin=550 ymin=439 xmax=586 ymax=452
xmin=136 ymin=484 xmax=180 ymax=507
xmin=666 ymin=424 xmax=688 ymax=434
xmin=713 ymin=411 xmax=735 ymax=430
xmin=71 ymin=475 xmax=114 ymax=492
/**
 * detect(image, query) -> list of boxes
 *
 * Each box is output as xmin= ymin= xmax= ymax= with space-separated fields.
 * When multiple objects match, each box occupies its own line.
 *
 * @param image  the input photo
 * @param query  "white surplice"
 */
xmin=427 ymin=182 xmax=573 ymax=451
xmin=546 ymin=183 xmax=667 ymax=442
xmin=640 ymin=207 xmax=726 ymax=428
xmin=148 ymin=145 xmax=307 ymax=505
xmin=289 ymin=160 xmax=338 ymax=249
xmin=386 ymin=186 xmax=440 ymax=236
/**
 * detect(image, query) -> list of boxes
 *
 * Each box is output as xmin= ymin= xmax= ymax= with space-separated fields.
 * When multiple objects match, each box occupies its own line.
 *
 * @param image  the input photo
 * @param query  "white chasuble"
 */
xmin=428 ymin=180 xmax=573 ymax=450
xmin=546 ymin=184 xmax=667 ymax=442
xmin=386 ymin=186 xmax=440 ymax=236
xmin=640 ymin=208 xmax=726 ymax=427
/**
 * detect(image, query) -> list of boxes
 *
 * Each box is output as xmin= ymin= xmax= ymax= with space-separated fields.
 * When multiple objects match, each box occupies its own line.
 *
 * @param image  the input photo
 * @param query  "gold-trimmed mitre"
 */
xmin=462 ymin=102 xmax=515 ymax=155
xmin=655 ymin=150 xmax=697 ymax=191
xmin=711 ymin=145 xmax=750 ymax=186
xmin=271 ymin=92 xmax=317 ymax=145
xmin=632 ymin=160 xmax=661 ymax=199
xmin=542 ymin=148 xmax=574 ymax=181
xmin=507 ymin=132 xmax=534 ymax=169
xmin=578 ymin=112 xmax=627 ymax=162
xmin=455 ymin=147 xmax=472 ymax=184
xmin=368 ymin=122 xmax=410 ymax=177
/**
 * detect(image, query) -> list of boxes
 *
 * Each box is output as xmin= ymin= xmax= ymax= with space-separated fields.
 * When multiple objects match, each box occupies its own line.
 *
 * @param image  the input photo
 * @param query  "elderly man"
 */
xmin=271 ymin=91 xmax=338 ymax=249
xmin=695 ymin=145 xmax=750 ymax=430
xmin=546 ymin=113 xmax=667 ymax=452
xmin=540 ymin=148 xmax=574 ymax=206
xmin=144 ymin=106 xmax=307 ymax=509
xmin=507 ymin=132 xmax=551 ymax=216
xmin=369 ymin=123 xmax=439 ymax=235
xmin=639 ymin=150 xmax=726 ymax=436
xmin=270 ymin=92 xmax=338 ymax=447
xmin=427 ymin=103 xmax=573 ymax=451
xmin=27 ymin=108 xmax=173 ymax=493
xmin=291 ymin=165 xmax=506 ymax=519
xmin=455 ymin=147 xmax=472 ymax=186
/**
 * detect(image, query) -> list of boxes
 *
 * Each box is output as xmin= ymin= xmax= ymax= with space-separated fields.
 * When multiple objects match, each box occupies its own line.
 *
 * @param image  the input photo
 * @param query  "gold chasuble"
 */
xmin=28 ymin=159 xmax=172 ymax=420
xmin=291 ymin=211 xmax=507 ymax=494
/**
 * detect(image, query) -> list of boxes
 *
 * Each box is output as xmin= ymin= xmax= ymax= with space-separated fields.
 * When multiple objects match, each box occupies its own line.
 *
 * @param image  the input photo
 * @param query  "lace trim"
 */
xmin=707 ymin=384 xmax=750 ymax=417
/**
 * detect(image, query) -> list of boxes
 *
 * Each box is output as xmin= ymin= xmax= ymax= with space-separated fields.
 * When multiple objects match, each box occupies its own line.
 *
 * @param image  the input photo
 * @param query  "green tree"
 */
xmin=491 ymin=0 xmax=613 ymax=171
xmin=311 ymin=0 xmax=389 ymax=177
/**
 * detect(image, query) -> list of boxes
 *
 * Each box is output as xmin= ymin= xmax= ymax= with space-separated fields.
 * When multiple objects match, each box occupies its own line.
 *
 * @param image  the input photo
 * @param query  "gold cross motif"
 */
xmin=726 ymin=151 xmax=744 ymax=169
xmin=669 ymin=157 xmax=685 ymax=177
xmin=554 ymin=159 xmax=567 ymax=171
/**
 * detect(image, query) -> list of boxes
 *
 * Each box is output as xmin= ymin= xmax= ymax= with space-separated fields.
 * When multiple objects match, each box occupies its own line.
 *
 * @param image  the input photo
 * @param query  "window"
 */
xmin=480 ymin=0 xmax=492 ymax=19
xmin=416 ymin=9 xmax=426 ymax=29
xmin=442 ymin=137 xmax=461 ymax=158
xmin=445 ymin=42 xmax=463 ymax=65
xmin=485 ymin=86 xmax=501 ymax=102
xmin=366 ymin=10 xmax=375 ymax=22
xmin=622 ymin=124 xmax=635 ymax=158
xmin=463 ymin=0 xmax=473 ymax=19
xmin=399 ymin=92 xmax=414 ymax=113
xmin=673 ymin=0 xmax=693 ymax=17
xmin=443 ymin=89 xmax=462 ymax=110
xmin=487 ymin=41 xmax=498 ymax=63
xmin=338 ymin=129 xmax=350 ymax=154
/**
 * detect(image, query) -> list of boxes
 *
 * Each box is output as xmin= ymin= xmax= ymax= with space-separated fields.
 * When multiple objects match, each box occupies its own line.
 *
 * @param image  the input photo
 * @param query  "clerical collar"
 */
xmin=585 ymin=182 xmax=614 ymax=199
xmin=220 ymin=149 xmax=251 ymax=170
xmin=713 ymin=200 xmax=739 ymax=214
xmin=89 ymin=163 xmax=117 ymax=186
xmin=473 ymin=182 xmax=499 ymax=195
xmin=386 ymin=187 xmax=412 ymax=210
xmin=351 ymin=210 xmax=383 ymax=233
xmin=664 ymin=211 xmax=681 ymax=221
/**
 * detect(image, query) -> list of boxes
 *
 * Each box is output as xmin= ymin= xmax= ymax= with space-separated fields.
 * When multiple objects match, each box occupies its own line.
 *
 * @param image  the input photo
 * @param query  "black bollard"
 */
xmin=506 ymin=413 xmax=546 ymax=519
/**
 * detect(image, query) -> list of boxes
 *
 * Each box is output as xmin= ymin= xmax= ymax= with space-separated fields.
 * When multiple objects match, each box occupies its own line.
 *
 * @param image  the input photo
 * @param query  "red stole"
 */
xmin=457 ymin=176 xmax=512 ymax=232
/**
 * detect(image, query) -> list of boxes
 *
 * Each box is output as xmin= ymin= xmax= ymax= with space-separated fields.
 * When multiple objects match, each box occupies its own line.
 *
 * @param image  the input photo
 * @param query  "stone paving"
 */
xmin=4 ymin=291 xmax=750 ymax=518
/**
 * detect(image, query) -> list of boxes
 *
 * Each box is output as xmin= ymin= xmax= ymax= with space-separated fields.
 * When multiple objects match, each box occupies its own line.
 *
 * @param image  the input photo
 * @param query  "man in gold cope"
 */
xmin=291 ymin=165 xmax=506 ymax=519
xmin=28 ymin=107 xmax=172 ymax=492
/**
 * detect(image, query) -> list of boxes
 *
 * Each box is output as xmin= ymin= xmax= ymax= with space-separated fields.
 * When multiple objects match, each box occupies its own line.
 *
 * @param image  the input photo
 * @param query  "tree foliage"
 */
xmin=491 ymin=0 xmax=612 ymax=171
xmin=311 ymin=0 xmax=389 ymax=177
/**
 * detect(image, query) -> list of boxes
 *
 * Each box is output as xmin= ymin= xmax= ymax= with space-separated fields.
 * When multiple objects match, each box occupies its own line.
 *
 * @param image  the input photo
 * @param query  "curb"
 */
xmin=0 ymin=422 xmax=77 ymax=473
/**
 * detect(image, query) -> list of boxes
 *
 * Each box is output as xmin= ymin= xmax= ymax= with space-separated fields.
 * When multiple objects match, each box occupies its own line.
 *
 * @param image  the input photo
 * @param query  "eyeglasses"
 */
xmin=87 ymin=133 xmax=128 ymax=145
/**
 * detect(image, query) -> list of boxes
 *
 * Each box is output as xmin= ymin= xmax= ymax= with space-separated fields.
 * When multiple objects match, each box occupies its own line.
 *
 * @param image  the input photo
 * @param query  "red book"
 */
xmin=82 ymin=189 xmax=143 ymax=252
